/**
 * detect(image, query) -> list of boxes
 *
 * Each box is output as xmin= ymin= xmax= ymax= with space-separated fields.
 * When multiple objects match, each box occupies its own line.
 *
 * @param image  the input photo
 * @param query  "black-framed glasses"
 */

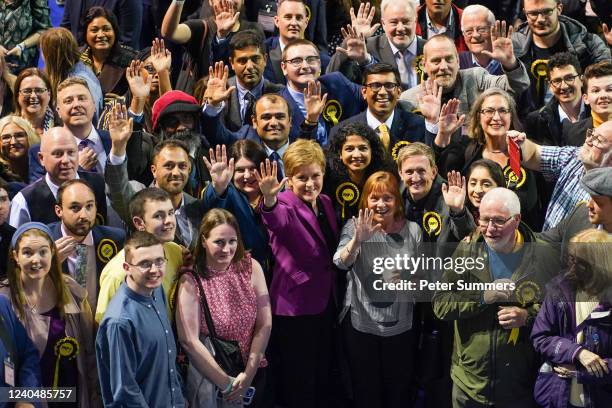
xmin=478 ymin=215 xmax=514 ymax=229
xmin=126 ymin=257 xmax=167 ymax=272
xmin=524 ymin=8 xmax=555 ymax=19
xmin=479 ymin=108 xmax=511 ymax=118
xmin=586 ymin=129 xmax=608 ymax=148
xmin=549 ymin=74 xmax=580 ymax=88
xmin=283 ymin=56 xmax=320 ymax=67
xmin=364 ymin=82 xmax=398 ymax=92
xmin=0 ymin=132 xmax=27 ymax=143
xmin=19 ymin=88 xmax=48 ymax=96
xmin=462 ymin=26 xmax=491 ymax=37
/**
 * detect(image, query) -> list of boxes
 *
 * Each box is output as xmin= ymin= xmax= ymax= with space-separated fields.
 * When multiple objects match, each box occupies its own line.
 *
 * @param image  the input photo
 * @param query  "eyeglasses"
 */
xmin=126 ymin=257 xmax=167 ymax=272
xmin=524 ymin=8 xmax=556 ymax=20
xmin=549 ymin=74 xmax=580 ymax=88
xmin=479 ymin=108 xmax=512 ymax=118
xmin=586 ymin=129 xmax=608 ymax=148
xmin=19 ymin=88 xmax=48 ymax=96
xmin=462 ymin=26 xmax=491 ymax=37
xmin=283 ymin=56 xmax=320 ymax=67
xmin=478 ymin=216 xmax=514 ymax=229
xmin=1 ymin=132 xmax=27 ymax=143
xmin=364 ymin=82 xmax=399 ymax=92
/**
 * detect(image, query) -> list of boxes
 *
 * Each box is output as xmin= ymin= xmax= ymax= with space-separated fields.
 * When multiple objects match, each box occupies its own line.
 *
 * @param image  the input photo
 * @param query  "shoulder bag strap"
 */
xmin=191 ymin=270 xmax=218 ymax=340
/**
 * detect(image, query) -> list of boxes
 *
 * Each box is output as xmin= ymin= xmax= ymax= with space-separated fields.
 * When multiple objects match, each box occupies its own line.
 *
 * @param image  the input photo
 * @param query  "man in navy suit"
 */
xmin=264 ymin=0 xmax=330 ymax=85
xmin=48 ymin=179 xmax=125 ymax=312
xmin=329 ymin=63 xmax=427 ymax=154
xmin=279 ymin=39 xmax=366 ymax=146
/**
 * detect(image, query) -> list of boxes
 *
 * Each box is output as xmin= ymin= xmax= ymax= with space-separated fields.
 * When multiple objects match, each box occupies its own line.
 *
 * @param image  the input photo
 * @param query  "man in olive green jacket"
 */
xmin=433 ymin=188 xmax=559 ymax=407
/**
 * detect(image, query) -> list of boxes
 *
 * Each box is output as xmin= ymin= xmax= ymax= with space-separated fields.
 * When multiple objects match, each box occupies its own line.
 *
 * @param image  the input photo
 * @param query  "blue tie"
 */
xmin=78 ymin=139 xmax=97 ymax=172
xmin=269 ymin=152 xmax=283 ymax=182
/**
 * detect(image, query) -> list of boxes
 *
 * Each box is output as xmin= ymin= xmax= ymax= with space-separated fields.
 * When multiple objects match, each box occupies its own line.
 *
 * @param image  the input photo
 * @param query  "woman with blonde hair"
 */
xmin=0 ymin=222 xmax=100 ymax=407
xmin=532 ymin=229 xmax=612 ymax=407
xmin=39 ymin=27 xmax=103 ymax=119
xmin=0 ymin=115 xmax=39 ymax=183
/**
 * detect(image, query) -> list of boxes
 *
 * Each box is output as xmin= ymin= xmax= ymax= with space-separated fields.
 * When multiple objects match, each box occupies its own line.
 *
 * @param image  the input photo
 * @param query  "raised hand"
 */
xmin=108 ymin=103 xmax=134 ymax=156
xmin=603 ymin=24 xmax=612 ymax=47
xmin=150 ymin=38 xmax=172 ymax=73
xmin=203 ymin=145 xmax=235 ymax=195
xmin=204 ymin=61 xmax=236 ymax=106
xmin=255 ymin=159 xmax=287 ymax=207
xmin=417 ymin=79 xmax=443 ymax=123
xmin=54 ymin=236 xmax=78 ymax=264
xmin=442 ymin=171 xmax=466 ymax=213
xmin=126 ymin=59 xmax=152 ymax=99
xmin=213 ymin=0 xmax=240 ymax=39
xmin=481 ymin=20 xmax=517 ymax=70
xmin=438 ymin=98 xmax=465 ymax=138
xmin=350 ymin=2 xmax=380 ymax=38
xmin=506 ymin=130 xmax=526 ymax=149
xmin=353 ymin=208 xmax=382 ymax=243
xmin=304 ymin=80 xmax=328 ymax=123
xmin=336 ymin=25 xmax=370 ymax=65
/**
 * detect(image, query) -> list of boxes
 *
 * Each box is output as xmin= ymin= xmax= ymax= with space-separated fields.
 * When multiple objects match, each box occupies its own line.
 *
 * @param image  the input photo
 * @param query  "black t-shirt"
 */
xmin=530 ymin=38 xmax=566 ymax=106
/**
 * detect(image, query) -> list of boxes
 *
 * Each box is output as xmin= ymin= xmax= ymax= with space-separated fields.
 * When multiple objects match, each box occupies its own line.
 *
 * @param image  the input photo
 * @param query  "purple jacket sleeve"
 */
xmin=531 ymin=294 xmax=582 ymax=365
xmin=258 ymin=196 xmax=291 ymax=232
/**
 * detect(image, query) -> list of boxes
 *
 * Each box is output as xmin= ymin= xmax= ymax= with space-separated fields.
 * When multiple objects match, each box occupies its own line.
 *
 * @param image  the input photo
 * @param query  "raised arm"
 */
xmin=161 ymin=0 xmax=193 ymax=44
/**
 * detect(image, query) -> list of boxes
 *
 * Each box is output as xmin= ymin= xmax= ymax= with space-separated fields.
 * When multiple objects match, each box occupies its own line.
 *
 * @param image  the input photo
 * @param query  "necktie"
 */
xmin=78 ymin=139 xmax=97 ymax=172
xmin=75 ymin=243 xmax=88 ymax=286
xmin=269 ymin=151 xmax=284 ymax=182
xmin=396 ymin=50 xmax=410 ymax=89
xmin=378 ymin=124 xmax=391 ymax=151
xmin=244 ymin=92 xmax=256 ymax=126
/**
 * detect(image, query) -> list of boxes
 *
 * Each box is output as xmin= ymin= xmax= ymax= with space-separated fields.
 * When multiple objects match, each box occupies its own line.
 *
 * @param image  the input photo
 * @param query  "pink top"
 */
xmin=188 ymin=254 xmax=266 ymax=367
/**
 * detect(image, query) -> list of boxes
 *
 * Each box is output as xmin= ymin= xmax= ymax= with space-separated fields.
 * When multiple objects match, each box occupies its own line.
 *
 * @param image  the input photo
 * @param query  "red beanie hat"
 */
xmin=151 ymin=90 xmax=200 ymax=132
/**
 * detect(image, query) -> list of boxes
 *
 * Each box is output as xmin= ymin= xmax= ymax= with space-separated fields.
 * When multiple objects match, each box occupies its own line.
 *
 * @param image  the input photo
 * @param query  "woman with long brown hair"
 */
xmin=12 ymin=68 xmax=57 ymax=136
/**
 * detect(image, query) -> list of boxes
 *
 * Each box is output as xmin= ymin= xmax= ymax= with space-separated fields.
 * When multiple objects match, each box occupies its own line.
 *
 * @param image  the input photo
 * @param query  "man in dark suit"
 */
xmin=48 ymin=179 xmax=125 ymax=312
xmin=223 ymin=30 xmax=284 ymax=132
xmin=279 ymin=39 xmax=366 ymax=146
xmin=329 ymin=63 xmax=427 ymax=153
xmin=264 ymin=0 xmax=330 ymax=85
xmin=327 ymin=0 xmax=426 ymax=90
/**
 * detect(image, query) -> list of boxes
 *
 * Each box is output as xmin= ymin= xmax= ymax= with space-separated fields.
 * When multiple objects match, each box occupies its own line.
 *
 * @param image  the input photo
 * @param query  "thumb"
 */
xmin=480 ymin=50 xmax=494 ymax=59
xmin=441 ymin=183 xmax=448 ymax=193
xmin=335 ymin=47 xmax=348 ymax=56
xmin=457 ymin=114 xmax=466 ymax=129
xmin=369 ymin=23 xmax=381 ymax=35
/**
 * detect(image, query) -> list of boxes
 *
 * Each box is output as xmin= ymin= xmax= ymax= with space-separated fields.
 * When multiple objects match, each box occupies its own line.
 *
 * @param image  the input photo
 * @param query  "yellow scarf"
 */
xmin=592 ymin=111 xmax=605 ymax=128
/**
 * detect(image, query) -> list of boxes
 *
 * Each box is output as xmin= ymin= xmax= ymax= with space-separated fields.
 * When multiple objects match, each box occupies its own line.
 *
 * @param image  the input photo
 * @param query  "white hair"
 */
xmin=381 ymin=0 xmax=417 ymax=17
xmin=481 ymin=187 xmax=521 ymax=216
xmin=461 ymin=5 xmax=495 ymax=27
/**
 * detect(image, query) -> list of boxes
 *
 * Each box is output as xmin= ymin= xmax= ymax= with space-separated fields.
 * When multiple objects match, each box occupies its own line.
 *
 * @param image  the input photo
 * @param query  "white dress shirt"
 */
xmin=388 ymin=37 xmax=418 ymax=89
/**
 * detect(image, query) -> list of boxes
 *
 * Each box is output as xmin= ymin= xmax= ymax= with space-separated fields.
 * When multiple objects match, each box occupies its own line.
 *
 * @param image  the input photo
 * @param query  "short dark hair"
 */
xmin=229 ymin=139 xmax=267 ymax=168
xmin=583 ymin=61 xmax=612 ymax=92
xmin=152 ymin=139 xmax=190 ymax=163
xmin=80 ymin=7 xmax=121 ymax=53
xmin=282 ymin=39 xmax=318 ymax=61
xmin=56 ymin=179 xmax=95 ymax=206
xmin=129 ymin=188 xmax=171 ymax=221
xmin=230 ymin=29 xmax=266 ymax=57
xmin=124 ymin=231 xmax=163 ymax=263
xmin=547 ymin=52 xmax=582 ymax=77
xmin=363 ymin=63 xmax=401 ymax=87
xmin=255 ymin=93 xmax=292 ymax=117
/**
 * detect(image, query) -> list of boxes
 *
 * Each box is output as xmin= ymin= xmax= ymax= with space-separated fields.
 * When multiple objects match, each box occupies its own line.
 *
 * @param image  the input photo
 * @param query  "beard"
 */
xmin=162 ymin=129 xmax=204 ymax=157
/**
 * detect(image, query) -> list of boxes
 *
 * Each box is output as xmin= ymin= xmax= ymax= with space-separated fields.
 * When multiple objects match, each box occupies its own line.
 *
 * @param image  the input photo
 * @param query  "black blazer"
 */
xmin=525 ymin=99 xmax=590 ymax=146
xmin=561 ymin=117 xmax=593 ymax=147
xmin=0 ymin=223 xmax=15 ymax=279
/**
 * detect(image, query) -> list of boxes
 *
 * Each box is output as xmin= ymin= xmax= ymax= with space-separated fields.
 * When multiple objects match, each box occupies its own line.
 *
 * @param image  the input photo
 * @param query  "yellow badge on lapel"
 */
xmin=515 ymin=280 xmax=542 ymax=306
xmin=97 ymin=238 xmax=118 ymax=263
xmin=323 ymin=99 xmax=342 ymax=125
xmin=503 ymin=165 xmax=527 ymax=189
xmin=413 ymin=55 xmax=425 ymax=83
xmin=530 ymin=59 xmax=549 ymax=100
xmin=423 ymin=211 xmax=442 ymax=236
xmin=391 ymin=141 xmax=412 ymax=161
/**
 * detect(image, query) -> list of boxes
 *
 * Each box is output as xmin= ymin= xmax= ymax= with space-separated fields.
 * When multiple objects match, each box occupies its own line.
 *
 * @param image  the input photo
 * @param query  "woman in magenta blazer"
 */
xmin=256 ymin=139 xmax=339 ymax=408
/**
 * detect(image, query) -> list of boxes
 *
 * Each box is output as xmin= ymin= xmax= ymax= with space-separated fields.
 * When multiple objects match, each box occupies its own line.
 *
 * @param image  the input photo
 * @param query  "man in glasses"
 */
xmin=512 ymin=0 xmax=610 ymax=110
xmin=525 ymin=52 xmax=588 ymax=147
xmin=329 ymin=63 xmax=426 ymax=152
xmin=459 ymin=5 xmax=503 ymax=75
xmin=433 ymin=187 xmax=554 ymax=408
xmin=96 ymin=231 xmax=185 ymax=407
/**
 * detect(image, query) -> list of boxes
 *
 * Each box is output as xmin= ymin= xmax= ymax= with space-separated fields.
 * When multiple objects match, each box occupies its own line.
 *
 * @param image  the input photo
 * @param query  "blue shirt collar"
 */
xmin=236 ymin=78 xmax=265 ymax=102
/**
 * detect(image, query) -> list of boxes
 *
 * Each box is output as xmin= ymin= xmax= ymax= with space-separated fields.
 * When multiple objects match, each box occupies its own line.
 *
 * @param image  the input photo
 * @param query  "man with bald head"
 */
xmin=9 ymin=127 xmax=107 ymax=227
xmin=459 ymin=5 xmax=502 ymax=75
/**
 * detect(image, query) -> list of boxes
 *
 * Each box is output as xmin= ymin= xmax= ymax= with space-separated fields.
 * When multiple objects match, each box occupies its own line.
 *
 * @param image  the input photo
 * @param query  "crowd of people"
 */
xmin=0 ymin=0 xmax=612 ymax=407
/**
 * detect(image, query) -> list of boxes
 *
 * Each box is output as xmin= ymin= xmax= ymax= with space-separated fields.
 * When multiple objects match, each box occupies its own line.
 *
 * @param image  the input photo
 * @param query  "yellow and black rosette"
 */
xmin=322 ymin=99 xmax=342 ymax=126
xmin=413 ymin=55 xmax=425 ymax=83
xmin=336 ymin=182 xmax=360 ymax=220
xmin=391 ymin=141 xmax=411 ymax=162
xmin=53 ymin=336 xmax=80 ymax=387
xmin=530 ymin=59 xmax=549 ymax=101
xmin=503 ymin=165 xmax=527 ymax=189
xmin=97 ymin=238 xmax=118 ymax=264
xmin=515 ymin=280 xmax=542 ymax=306
xmin=423 ymin=211 xmax=442 ymax=236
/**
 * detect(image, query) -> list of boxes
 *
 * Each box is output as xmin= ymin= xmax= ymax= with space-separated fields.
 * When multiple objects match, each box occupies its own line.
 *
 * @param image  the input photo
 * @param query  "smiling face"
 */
xmin=381 ymin=3 xmax=417 ymax=50
xmin=151 ymin=147 xmax=191 ymax=196
xmin=86 ymin=16 xmax=116 ymax=52
xmin=549 ymin=65 xmax=583 ymax=105
xmin=288 ymin=163 xmax=324 ymax=204
xmin=587 ymin=196 xmax=612 ymax=227
xmin=18 ymin=75 xmax=50 ymax=117
xmin=230 ymin=45 xmax=267 ymax=89
xmin=479 ymin=94 xmax=512 ymax=139
xmin=425 ymin=0 xmax=452 ymax=16
xmin=281 ymin=43 xmax=321 ymax=91
xmin=275 ymin=0 xmax=309 ymax=43
xmin=1 ymin=122 xmax=29 ymax=160
xmin=479 ymin=198 xmax=520 ymax=252
xmin=399 ymin=155 xmax=437 ymax=201
xmin=583 ymin=75 xmax=612 ymax=118
xmin=124 ymin=243 xmax=166 ymax=296
xmin=56 ymin=84 xmax=95 ymax=130
xmin=202 ymin=223 xmax=239 ymax=270
xmin=423 ymin=37 xmax=460 ymax=92
xmin=38 ymin=128 xmax=78 ymax=186
xmin=367 ymin=188 xmax=398 ymax=228
xmin=14 ymin=232 xmax=53 ymax=283
xmin=340 ymin=135 xmax=372 ymax=175
xmin=467 ymin=166 xmax=499 ymax=208
xmin=362 ymin=72 xmax=401 ymax=120
xmin=133 ymin=199 xmax=176 ymax=242
xmin=252 ymin=97 xmax=291 ymax=150
xmin=233 ymin=156 xmax=260 ymax=199
xmin=0 ymin=188 xmax=9 ymax=225
xmin=55 ymin=183 xmax=97 ymax=238
xmin=523 ymin=0 xmax=562 ymax=38
xmin=579 ymin=122 xmax=612 ymax=168
xmin=461 ymin=10 xmax=493 ymax=55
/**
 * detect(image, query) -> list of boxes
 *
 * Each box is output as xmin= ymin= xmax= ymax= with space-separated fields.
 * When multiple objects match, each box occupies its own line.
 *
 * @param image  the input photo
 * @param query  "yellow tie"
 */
xmin=378 ymin=124 xmax=390 ymax=151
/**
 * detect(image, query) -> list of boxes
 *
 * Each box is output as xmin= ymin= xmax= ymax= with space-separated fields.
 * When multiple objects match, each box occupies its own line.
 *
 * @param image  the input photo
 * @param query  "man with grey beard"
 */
xmin=508 ymin=120 xmax=612 ymax=231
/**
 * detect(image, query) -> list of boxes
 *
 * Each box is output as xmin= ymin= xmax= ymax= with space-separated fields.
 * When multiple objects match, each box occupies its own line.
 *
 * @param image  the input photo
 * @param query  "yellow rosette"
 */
xmin=335 ymin=182 xmax=360 ymax=220
xmin=322 ymin=100 xmax=342 ymax=126
xmin=97 ymin=238 xmax=118 ymax=264
xmin=530 ymin=59 xmax=549 ymax=101
xmin=391 ymin=141 xmax=412 ymax=162
xmin=422 ymin=211 xmax=442 ymax=237
xmin=413 ymin=55 xmax=425 ymax=83
xmin=53 ymin=337 xmax=80 ymax=387
xmin=503 ymin=165 xmax=527 ymax=189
